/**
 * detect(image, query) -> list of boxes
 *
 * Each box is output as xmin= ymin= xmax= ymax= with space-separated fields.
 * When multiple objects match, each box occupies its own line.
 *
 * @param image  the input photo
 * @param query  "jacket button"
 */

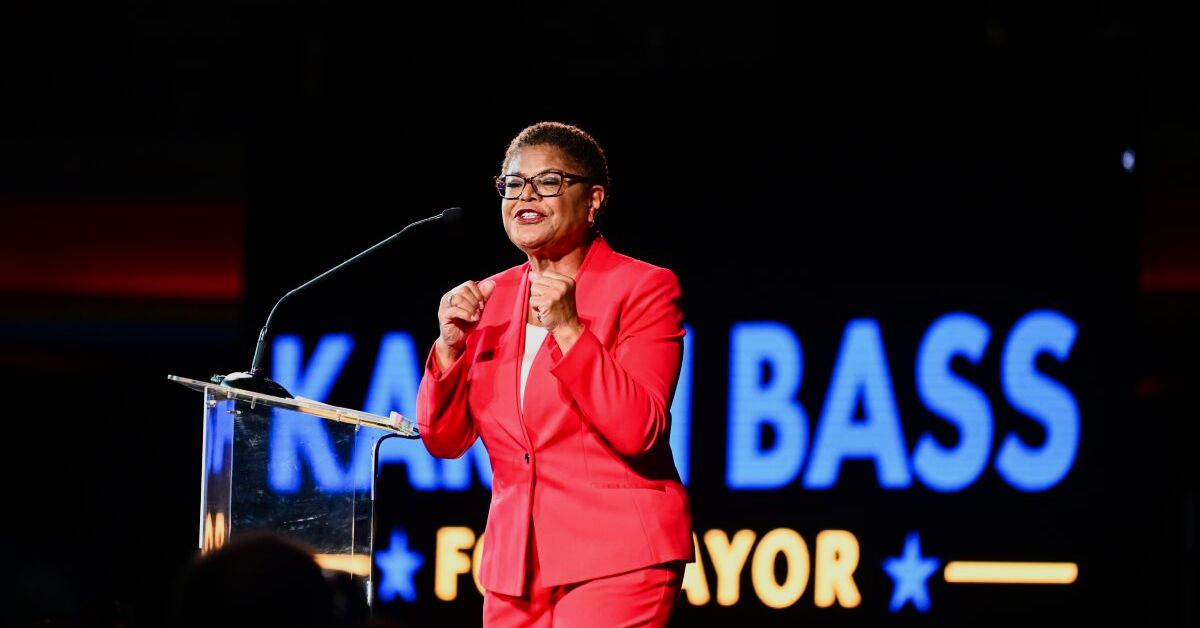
xmin=524 ymin=452 xmax=531 ymax=464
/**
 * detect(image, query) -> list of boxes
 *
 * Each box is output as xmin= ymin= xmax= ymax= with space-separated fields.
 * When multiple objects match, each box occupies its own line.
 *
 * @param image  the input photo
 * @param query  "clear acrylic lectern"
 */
xmin=168 ymin=374 xmax=419 ymax=583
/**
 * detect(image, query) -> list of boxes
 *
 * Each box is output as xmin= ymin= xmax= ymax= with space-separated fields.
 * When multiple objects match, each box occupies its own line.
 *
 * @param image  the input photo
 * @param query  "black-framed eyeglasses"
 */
xmin=494 ymin=169 xmax=595 ymax=199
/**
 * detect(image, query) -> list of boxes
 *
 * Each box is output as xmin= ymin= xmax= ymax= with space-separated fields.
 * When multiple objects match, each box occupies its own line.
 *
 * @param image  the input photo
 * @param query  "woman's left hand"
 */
xmin=530 ymin=271 xmax=583 ymax=334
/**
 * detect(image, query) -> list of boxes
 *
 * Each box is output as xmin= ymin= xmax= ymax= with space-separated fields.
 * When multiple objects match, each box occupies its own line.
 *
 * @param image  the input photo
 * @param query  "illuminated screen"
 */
xmin=244 ymin=80 xmax=1135 ymax=626
xmin=262 ymin=292 xmax=1126 ymax=626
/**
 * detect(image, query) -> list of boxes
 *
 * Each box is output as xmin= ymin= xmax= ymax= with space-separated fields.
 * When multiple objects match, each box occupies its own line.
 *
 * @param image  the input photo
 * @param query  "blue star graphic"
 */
xmin=376 ymin=528 xmax=424 ymax=603
xmin=883 ymin=531 xmax=939 ymax=612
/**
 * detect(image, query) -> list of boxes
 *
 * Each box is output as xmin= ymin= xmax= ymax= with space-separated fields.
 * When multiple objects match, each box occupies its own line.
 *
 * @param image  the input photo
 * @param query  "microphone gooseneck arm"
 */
xmin=247 ymin=207 xmax=462 ymax=376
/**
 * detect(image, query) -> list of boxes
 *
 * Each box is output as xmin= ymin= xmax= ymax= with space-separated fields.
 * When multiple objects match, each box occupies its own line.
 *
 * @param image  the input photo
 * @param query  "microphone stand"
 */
xmin=216 ymin=207 xmax=464 ymax=398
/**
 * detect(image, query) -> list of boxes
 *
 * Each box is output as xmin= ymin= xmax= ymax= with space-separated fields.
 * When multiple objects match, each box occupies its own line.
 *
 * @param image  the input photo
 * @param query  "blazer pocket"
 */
xmin=588 ymin=481 xmax=666 ymax=492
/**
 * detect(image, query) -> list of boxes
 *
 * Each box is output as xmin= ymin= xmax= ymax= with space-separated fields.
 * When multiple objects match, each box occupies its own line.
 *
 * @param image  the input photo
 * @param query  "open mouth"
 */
xmin=515 ymin=209 xmax=546 ymax=224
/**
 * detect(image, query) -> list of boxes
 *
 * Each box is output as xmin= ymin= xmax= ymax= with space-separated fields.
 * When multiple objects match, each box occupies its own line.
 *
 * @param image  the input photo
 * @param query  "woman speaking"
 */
xmin=415 ymin=121 xmax=693 ymax=627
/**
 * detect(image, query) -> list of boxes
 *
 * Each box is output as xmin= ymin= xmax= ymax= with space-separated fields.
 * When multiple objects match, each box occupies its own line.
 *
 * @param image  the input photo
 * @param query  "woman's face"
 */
xmin=500 ymin=145 xmax=602 ymax=257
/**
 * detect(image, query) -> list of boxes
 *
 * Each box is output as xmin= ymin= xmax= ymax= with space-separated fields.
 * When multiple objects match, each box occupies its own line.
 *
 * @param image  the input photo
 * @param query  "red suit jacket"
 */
xmin=416 ymin=237 xmax=694 ymax=596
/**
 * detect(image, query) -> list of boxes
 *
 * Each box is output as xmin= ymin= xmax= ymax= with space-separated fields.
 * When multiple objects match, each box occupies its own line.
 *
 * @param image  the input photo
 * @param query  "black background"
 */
xmin=2 ymin=3 xmax=1196 ymax=627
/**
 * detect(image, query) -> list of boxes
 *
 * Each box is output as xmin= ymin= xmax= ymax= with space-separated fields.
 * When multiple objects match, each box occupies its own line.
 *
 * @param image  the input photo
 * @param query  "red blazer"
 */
xmin=416 ymin=237 xmax=694 ymax=596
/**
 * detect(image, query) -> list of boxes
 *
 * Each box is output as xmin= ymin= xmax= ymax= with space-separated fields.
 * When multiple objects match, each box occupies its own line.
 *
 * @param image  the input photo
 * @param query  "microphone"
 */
xmin=218 ymin=206 xmax=464 ymax=398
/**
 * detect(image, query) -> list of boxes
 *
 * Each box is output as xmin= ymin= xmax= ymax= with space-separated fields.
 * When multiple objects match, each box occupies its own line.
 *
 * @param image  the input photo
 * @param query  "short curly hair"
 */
xmin=501 ymin=121 xmax=611 ymax=193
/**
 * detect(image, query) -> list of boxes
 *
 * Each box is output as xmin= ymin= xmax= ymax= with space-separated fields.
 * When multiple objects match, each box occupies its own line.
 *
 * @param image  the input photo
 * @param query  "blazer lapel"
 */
xmin=504 ymin=264 xmax=535 ymax=451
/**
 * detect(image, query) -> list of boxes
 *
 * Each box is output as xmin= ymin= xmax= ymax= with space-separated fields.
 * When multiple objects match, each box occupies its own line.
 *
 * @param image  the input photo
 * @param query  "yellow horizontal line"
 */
xmin=944 ymin=561 xmax=1077 ymax=584
xmin=314 ymin=553 xmax=371 ymax=577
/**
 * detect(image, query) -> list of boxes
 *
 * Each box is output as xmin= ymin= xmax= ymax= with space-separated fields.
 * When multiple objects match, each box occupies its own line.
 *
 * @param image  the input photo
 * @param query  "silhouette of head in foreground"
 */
xmin=173 ymin=532 xmax=353 ymax=628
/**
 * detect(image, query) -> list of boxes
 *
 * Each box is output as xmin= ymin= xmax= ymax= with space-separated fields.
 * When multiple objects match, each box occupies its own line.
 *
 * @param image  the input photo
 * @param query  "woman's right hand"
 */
xmin=435 ymin=278 xmax=496 ymax=368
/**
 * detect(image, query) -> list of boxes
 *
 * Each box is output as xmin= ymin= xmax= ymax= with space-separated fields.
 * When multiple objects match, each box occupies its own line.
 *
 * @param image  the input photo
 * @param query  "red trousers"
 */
xmin=482 ymin=524 xmax=685 ymax=627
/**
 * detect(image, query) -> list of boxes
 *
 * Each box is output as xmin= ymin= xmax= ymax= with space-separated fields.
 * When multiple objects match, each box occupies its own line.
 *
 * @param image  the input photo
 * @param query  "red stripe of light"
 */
xmin=0 ymin=201 xmax=244 ymax=301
